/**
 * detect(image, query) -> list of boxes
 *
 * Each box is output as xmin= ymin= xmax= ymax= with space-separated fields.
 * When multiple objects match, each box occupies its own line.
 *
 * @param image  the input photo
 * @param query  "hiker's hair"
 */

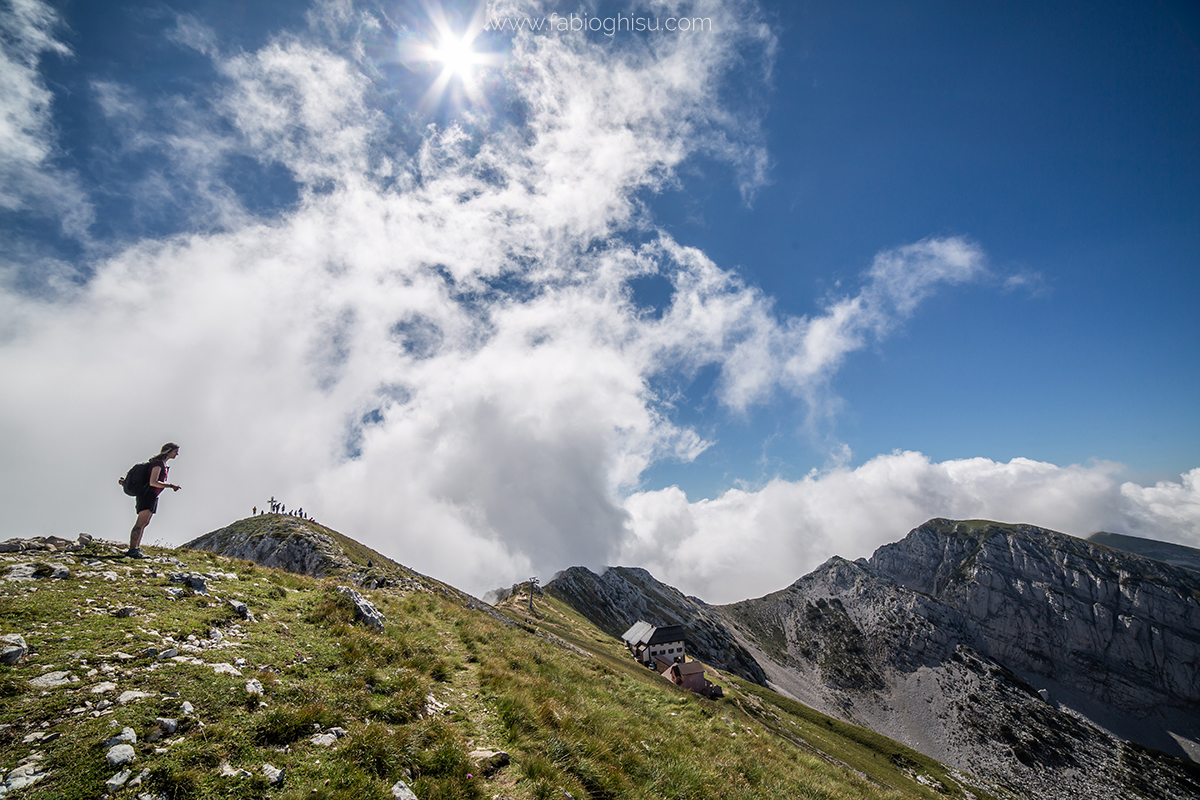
xmin=151 ymin=442 xmax=180 ymax=461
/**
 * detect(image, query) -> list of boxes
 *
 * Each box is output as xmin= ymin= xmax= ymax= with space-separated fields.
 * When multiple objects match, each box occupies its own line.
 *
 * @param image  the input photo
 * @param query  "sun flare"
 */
xmin=432 ymin=34 xmax=478 ymax=80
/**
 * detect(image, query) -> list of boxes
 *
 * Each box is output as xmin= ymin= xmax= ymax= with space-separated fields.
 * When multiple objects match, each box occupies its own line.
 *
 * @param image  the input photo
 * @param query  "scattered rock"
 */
xmin=181 ymin=701 xmax=195 ymax=715
xmin=156 ymin=717 xmax=179 ymax=735
xmin=391 ymin=780 xmax=419 ymax=800
xmin=261 ymin=763 xmax=284 ymax=785
xmin=424 ymin=693 xmax=447 ymax=716
xmin=468 ymin=749 xmax=511 ymax=776
xmin=169 ymin=572 xmax=209 ymax=595
xmin=103 ymin=727 xmax=137 ymax=748
xmin=77 ymin=532 xmax=93 ymax=545
xmin=21 ymin=731 xmax=59 ymax=745
xmin=106 ymin=743 xmax=136 ymax=767
xmin=0 ymin=633 xmax=27 ymax=665
xmin=91 ymin=681 xmax=118 ymax=694
xmin=112 ymin=607 xmax=137 ymax=618
xmin=105 ymin=769 xmax=131 ymax=792
xmin=335 ymin=585 xmax=387 ymax=631
xmin=227 ymin=598 xmax=254 ymax=621
xmin=245 ymin=678 xmax=263 ymax=696
xmin=211 ymin=663 xmax=242 ymax=677
xmin=219 ymin=761 xmax=252 ymax=779
xmin=311 ymin=732 xmax=338 ymax=747
xmin=1 ymin=760 xmax=49 ymax=793
xmin=5 ymin=564 xmax=37 ymax=582
xmin=28 ymin=670 xmax=76 ymax=688
xmin=158 ymin=648 xmax=179 ymax=660
xmin=0 ymin=539 xmax=25 ymax=553
xmin=117 ymin=690 xmax=154 ymax=704
xmin=164 ymin=587 xmax=185 ymax=599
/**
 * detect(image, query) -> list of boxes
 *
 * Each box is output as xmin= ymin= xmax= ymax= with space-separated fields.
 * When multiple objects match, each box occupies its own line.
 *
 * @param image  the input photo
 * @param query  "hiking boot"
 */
xmin=126 ymin=548 xmax=146 ymax=559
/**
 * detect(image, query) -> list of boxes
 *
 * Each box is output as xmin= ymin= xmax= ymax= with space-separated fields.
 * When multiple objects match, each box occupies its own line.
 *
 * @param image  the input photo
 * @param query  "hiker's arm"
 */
xmin=149 ymin=466 xmax=180 ymax=492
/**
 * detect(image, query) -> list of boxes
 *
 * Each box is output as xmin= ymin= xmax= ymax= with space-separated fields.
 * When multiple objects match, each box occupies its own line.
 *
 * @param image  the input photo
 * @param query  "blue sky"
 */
xmin=1 ymin=0 xmax=1198 ymax=601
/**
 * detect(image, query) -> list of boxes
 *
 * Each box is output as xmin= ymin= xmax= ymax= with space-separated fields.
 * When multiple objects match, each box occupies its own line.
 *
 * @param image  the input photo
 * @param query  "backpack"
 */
xmin=122 ymin=462 xmax=151 ymax=496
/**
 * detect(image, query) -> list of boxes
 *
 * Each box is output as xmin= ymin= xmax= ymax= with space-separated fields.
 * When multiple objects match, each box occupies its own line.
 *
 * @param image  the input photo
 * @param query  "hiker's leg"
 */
xmin=130 ymin=509 xmax=153 ymax=549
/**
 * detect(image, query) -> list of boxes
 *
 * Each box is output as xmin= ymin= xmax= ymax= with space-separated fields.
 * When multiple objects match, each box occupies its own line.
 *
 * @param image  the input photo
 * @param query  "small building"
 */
xmin=661 ymin=659 xmax=721 ymax=698
xmin=621 ymin=621 xmax=687 ymax=667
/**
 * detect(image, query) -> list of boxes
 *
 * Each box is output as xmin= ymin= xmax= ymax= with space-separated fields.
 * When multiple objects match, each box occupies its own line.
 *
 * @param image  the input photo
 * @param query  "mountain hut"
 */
xmin=621 ymin=621 xmax=687 ymax=667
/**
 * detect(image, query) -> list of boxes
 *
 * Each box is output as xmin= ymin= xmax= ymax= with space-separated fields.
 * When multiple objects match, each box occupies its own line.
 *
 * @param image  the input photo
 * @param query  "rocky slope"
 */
xmin=547 ymin=520 xmax=1200 ymax=800
xmin=183 ymin=514 xmax=416 ymax=589
xmin=545 ymin=566 xmax=767 ymax=684
xmin=866 ymin=520 xmax=1200 ymax=749
xmin=0 ymin=529 xmax=999 ymax=800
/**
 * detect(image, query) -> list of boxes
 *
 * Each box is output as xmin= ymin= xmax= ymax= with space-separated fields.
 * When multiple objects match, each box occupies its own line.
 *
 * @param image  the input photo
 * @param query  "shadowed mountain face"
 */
xmin=545 ymin=566 xmax=767 ymax=684
xmin=547 ymin=520 xmax=1200 ymax=800
xmin=1089 ymin=530 xmax=1200 ymax=574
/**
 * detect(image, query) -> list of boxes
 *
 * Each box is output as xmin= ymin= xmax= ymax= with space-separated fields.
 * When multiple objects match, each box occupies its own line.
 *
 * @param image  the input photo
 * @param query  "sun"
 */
xmin=431 ymin=33 xmax=480 ymax=81
xmin=402 ymin=10 xmax=501 ymax=113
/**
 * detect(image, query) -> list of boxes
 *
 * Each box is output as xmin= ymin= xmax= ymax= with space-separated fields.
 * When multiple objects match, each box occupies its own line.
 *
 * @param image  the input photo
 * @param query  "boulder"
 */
xmin=227 ymin=598 xmax=254 ymax=621
xmin=169 ymin=572 xmax=209 ymax=595
xmin=335 ymin=586 xmax=386 ymax=631
xmin=0 ymin=634 xmax=28 ymax=665
xmin=106 ymin=744 xmax=136 ymax=767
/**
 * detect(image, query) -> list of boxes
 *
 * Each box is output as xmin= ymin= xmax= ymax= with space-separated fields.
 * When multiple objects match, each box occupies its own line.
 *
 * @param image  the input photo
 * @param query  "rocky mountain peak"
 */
xmin=182 ymin=514 xmax=413 ymax=590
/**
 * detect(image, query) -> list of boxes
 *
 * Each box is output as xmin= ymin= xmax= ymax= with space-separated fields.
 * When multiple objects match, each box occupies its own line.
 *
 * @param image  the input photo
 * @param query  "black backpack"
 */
xmin=122 ymin=462 xmax=151 ymax=496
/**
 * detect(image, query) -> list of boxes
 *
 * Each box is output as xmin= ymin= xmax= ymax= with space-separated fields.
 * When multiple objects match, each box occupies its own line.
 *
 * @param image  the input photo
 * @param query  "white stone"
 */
xmin=117 ymin=690 xmax=154 ymax=704
xmin=106 ymin=743 xmax=136 ymax=767
xmin=391 ymin=780 xmax=419 ymax=800
xmin=102 ymin=727 xmax=136 ymax=748
xmin=105 ymin=769 xmax=131 ymax=792
xmin=28 ymin=671 xmax=75 ymax=688
xmin=261 ymin=763 xmax=284 ymax=785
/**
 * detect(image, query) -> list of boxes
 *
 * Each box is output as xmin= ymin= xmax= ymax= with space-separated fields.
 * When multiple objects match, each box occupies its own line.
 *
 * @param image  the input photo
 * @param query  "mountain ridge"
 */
xmin=545 ymin=518 xmax=1200 ymax=800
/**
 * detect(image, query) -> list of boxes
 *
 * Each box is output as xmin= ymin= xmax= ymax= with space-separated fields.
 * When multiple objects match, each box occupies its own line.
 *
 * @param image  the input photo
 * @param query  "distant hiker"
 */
xmin=252 ymin=506 xmax=257 ymax=515
xmin=119 ymin=442 xmax=180 ymax=559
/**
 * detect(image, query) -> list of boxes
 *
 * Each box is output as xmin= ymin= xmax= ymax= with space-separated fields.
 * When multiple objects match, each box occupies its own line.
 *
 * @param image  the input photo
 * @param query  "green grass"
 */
xmin=1 ymin=535 xmax=1002 ymax=800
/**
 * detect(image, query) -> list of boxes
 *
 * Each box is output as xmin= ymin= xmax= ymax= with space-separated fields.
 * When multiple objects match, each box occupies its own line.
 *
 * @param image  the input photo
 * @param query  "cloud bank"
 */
xmin=623 ymin=454 xmax=1200 ymax=603
xmin=1 ymin=0 xmax=1197 ymax=601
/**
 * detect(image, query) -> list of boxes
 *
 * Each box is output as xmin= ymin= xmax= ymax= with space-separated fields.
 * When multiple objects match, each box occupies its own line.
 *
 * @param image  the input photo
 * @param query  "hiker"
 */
xmin=120 ymin=442 xmax=181 ymax=559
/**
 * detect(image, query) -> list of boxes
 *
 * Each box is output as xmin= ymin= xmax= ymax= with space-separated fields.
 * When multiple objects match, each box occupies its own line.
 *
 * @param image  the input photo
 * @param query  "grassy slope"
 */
xmin=2 ymin=538 xmax=1002 ymax=800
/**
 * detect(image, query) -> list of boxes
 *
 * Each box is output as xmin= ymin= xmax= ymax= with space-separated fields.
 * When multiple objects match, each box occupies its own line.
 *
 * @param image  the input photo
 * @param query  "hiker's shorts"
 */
xmin=135 ymin=490 xmax=159 ymax=514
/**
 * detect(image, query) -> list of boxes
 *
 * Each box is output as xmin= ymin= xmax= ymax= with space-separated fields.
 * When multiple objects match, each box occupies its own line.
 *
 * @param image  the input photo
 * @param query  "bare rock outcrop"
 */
xmin=183 ymin=517 xmax=355 ymax=577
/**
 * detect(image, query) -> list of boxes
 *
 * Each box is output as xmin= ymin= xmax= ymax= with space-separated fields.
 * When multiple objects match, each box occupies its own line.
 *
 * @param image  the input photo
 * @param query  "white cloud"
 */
xmin=3 ymin=0 xmax=1187 ymax=607
xmin=0 ymin=0 xmax=92 ymax=237
xmin=621 ymin=454 xmax=1200 ymax=603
